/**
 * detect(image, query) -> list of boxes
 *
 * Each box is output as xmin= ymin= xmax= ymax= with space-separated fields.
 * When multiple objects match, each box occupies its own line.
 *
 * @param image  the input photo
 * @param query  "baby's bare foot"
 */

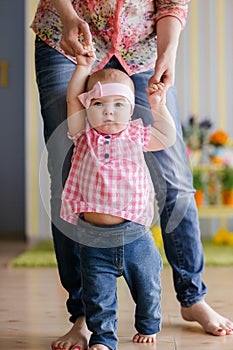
xmin=181 ymin=301 xmax=233 ymax=336
xmin=51 ymin=316 xmax=91 ymax=350
xmin=89 ymin=344 xmax=110 ymax=350
xmin=132 ymin=332 xmax=157 ymax=343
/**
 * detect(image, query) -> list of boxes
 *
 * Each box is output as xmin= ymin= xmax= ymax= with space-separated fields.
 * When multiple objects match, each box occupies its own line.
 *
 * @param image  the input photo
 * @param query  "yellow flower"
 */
xmin=212 ymin=228 xmax=233 ymax=245
xmin=212 ymin=228 xmax=229 ymax=244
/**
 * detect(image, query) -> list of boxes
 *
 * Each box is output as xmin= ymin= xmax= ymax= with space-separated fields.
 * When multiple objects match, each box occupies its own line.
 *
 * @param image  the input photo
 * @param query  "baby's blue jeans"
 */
xmin=78 ymin=218 xmax=162 ymax=350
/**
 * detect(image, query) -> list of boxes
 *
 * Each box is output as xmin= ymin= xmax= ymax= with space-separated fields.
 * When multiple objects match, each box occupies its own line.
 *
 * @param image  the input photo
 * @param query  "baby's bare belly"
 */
xmin=83 ymin=212 xmax=126 ymax=226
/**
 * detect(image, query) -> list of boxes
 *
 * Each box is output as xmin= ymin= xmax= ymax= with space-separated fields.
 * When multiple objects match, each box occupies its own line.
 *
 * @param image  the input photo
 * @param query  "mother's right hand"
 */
xmin=60 ymin=15 xmax=92 ymax=57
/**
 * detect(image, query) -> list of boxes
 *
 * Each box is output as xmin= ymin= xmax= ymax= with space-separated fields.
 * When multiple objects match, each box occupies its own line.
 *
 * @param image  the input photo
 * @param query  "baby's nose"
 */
xmin=103 ymin=104 xmax=114 ymax=115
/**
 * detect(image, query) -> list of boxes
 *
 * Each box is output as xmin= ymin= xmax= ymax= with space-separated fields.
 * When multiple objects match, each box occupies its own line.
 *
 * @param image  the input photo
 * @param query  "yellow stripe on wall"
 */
xmin=189 ymin=0 xmax=200 ymax=118
xmin=216 ymin=0 xmax=227 ymax=130
xmin=25 ymin=0 xmax=40 ymax=238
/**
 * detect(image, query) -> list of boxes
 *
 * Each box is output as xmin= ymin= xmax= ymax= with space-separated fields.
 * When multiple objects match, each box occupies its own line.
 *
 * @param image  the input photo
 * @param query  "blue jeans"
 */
xmin=35 ymin=38 xmax=207 ymax=322
xmin=78 ymin=218 xmax=162 ymax=350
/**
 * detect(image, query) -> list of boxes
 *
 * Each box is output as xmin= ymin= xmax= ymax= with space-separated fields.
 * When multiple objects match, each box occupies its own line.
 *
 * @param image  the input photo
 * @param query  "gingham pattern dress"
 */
xmin=60 ymin=119 xmax=155 ymax=226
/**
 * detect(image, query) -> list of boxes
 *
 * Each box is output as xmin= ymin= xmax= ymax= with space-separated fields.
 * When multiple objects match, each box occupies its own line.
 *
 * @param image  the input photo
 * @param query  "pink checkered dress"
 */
xmin=60 ymin=119 xmax=155 ymax=226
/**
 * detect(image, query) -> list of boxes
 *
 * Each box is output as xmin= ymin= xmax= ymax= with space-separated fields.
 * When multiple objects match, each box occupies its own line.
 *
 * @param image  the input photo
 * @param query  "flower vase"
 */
xmin=194 ymin=190 xmax=204 ymax=207
xmin=222 ymin=189 xmax=233 ymax=206
xmin=207 ymin=170 xmax=221 ymax=205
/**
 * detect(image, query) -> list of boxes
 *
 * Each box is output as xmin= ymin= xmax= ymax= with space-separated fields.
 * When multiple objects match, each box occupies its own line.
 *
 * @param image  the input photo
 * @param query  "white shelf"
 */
xmin=198 ymin=205 xmax=233 ymax=218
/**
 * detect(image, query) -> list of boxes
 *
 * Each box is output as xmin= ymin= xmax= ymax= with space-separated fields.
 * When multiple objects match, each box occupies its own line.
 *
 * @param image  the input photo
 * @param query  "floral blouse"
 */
xmin=31 ymin=0 xmax=190 ymax=75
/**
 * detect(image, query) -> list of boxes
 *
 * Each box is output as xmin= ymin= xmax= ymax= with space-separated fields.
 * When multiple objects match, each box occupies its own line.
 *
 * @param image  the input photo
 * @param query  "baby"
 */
xmin=60 ymin=47 xmax=176 ymax=350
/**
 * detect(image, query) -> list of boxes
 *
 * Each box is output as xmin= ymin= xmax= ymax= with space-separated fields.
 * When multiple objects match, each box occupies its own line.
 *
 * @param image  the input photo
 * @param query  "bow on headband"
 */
xmin=78 ymin=81 xmax=135 ymax=110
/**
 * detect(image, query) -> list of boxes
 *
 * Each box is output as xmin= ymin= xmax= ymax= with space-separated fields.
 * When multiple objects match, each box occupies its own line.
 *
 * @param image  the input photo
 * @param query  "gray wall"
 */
xmin=0 ymin=0 xmax=25 ymax=239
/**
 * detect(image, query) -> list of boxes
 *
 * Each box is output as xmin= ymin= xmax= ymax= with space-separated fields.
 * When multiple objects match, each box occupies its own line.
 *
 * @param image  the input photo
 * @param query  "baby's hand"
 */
xmin=75 ymin=43 xmax=96 ymax=66
xmin=146 ymin=82 xmax=165 ymax=108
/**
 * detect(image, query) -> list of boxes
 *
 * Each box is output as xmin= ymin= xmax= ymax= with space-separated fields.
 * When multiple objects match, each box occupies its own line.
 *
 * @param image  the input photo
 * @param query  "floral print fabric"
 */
xmin=31 ymin=0 xmax=189 ymax=75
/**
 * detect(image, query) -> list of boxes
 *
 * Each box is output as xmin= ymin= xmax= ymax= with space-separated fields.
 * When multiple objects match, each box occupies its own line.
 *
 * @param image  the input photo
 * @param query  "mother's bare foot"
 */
xmin=132 ymin=332 xmax=157 ymax=343
xmin=51 ymin=316 xmax=91 ymax=350
xmin=181 ymin=301 xmax=233 ymax=336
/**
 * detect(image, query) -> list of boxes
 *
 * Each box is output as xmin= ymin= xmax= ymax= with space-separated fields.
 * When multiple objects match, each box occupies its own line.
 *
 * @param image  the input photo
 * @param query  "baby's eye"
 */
xmin=92 ymin=101 xmax=103 ymax=107
xmin=115 ymin=102 xmax=124 ymax=108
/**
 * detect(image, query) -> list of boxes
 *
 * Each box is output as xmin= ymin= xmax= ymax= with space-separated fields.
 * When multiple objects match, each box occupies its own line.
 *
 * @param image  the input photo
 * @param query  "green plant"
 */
xmin=221 ymin=166 xmax=233 ymax=190
xmin=192 ymin=168 xmax=205 ymax=190
xmin=182 ymin=115 xmax=212 ymax=150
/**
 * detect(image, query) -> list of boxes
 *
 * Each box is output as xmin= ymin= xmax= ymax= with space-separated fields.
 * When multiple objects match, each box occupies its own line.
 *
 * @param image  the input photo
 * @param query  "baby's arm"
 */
xmin=67 ymin=45 xmax=96 ymax=136
xmin=146 ymin=83 xmax=176 ymax=151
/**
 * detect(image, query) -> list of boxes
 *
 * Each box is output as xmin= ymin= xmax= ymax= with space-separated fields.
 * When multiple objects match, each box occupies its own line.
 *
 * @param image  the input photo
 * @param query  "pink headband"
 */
xmin=78 ymin=81 xmax=135 ymax=109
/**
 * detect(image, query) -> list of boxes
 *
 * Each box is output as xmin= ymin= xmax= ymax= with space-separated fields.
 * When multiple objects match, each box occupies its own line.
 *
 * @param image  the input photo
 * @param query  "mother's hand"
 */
xmin=60 ymin=16 xmax=93 ymax=57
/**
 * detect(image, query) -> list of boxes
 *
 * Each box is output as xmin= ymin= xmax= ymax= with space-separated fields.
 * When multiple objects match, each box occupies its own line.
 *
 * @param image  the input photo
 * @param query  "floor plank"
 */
xmin=1 ymin=241 xmax=233 ymax=349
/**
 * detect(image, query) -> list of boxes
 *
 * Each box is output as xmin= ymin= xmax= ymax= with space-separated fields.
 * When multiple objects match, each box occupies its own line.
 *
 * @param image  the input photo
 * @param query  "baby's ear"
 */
xmin=130 ymin=106 xmax=134 ymax=116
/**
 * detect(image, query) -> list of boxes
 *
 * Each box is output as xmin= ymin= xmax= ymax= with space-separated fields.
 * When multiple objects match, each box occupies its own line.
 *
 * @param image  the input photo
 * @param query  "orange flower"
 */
xmin=209 ymin=130 xmax=228 ymax=146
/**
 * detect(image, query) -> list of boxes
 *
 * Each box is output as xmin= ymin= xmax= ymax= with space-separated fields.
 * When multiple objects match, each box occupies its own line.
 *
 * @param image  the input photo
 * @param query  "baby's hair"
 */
xmin=86 ymin=68 xmax=135 ymax=94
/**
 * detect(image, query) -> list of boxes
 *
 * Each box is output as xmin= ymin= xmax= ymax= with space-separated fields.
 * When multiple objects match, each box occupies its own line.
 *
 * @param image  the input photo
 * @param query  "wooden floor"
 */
xmin=1 ymin=240 xmax=233 ymax=350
